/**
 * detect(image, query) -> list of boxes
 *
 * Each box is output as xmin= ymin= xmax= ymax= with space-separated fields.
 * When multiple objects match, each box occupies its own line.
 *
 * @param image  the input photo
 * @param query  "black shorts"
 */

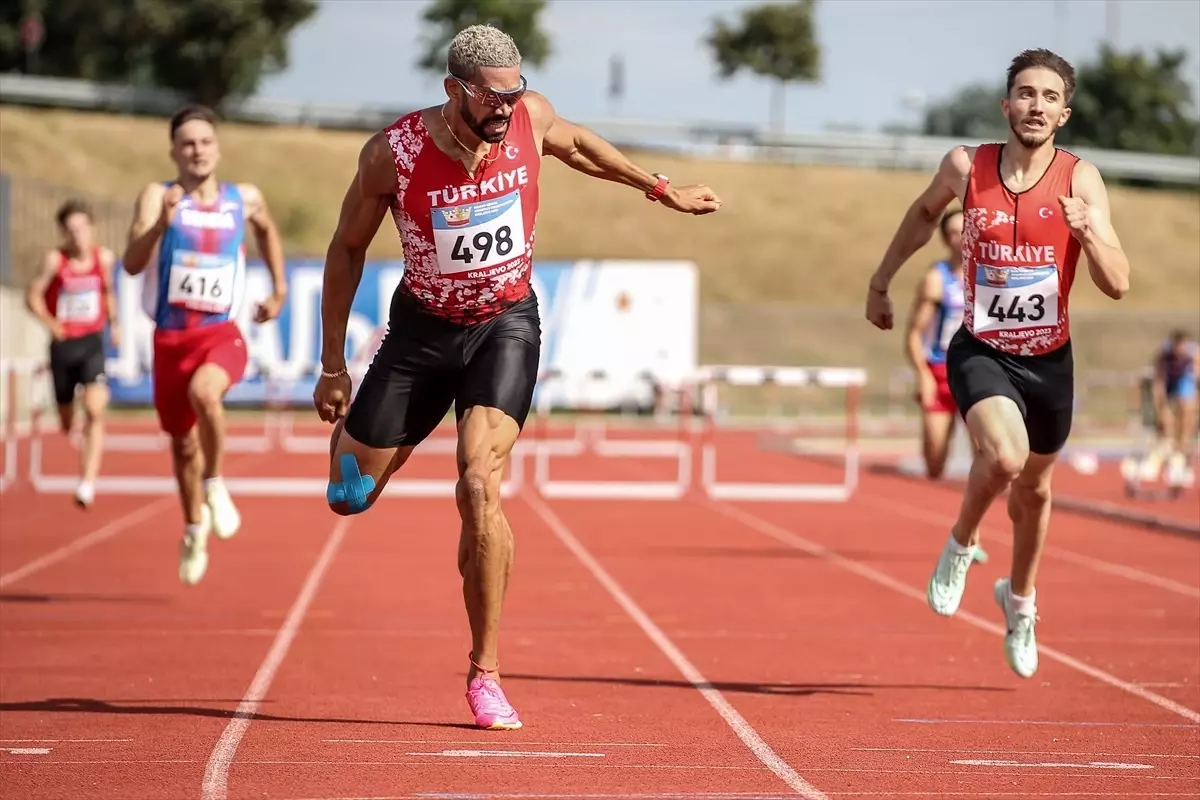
xmin=48 ymin=331 xmax=106 ymax=406
xmin=945 ymin=326 xmax=1074 ymax=455
xmin=342 ymin=290 xmax=542 ymax=449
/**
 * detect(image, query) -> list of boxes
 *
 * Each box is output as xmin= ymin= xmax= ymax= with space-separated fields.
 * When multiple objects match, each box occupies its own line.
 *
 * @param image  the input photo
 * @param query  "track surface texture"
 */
xmin=1 ymin=416 xmax=1198 ymax=800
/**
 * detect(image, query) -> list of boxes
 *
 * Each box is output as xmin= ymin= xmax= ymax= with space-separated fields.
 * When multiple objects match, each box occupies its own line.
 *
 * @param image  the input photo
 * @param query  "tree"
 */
xmin=1062 ymin=44 xmax=1199 ymax=156
xmin=921 ymin=45 xmax=1199 ymax=156
xmin=704 ymin=0 xmax=820 ymax=134
xmin=416 ymin=0 xmax=551 ymax=76
xmin=921 ymin=83 xmax=1010 ymax=140
xmin=0 ymin=0 xmax=317 ymax=109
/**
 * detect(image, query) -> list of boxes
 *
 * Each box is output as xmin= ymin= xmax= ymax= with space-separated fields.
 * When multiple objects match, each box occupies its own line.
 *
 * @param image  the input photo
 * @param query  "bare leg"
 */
xmin=187 ymin=364 xmax=232 ymax=481
xmin=921 ymin=410 xmax=955 ymax=480
xmin=455 ymin=406 xmax=520 ymax=687
xmin=326 ymin=417 xmax=415 ymax=515
xmin=1007 ymin=452 xmax=1057 ymax=596
xmin=79 ymin=382 xmax=109 ymax=486
xmin=170 ymin=428 xmax=205 ymax=525
xmin=928 ymin=395 xmax=1027 ymax=617
xmin=950 ymin=397 xmax=1029 ymax=548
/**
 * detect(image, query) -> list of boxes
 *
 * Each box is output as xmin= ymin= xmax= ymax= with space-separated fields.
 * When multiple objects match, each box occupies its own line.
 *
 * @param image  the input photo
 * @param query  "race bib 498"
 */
xmin=167 ymin=251 xmax=235 ymax=313
xmin=431 ymin=190 xmax=526 ymax=277
xmin=972 ymin=264 xmax=1059 ymax=336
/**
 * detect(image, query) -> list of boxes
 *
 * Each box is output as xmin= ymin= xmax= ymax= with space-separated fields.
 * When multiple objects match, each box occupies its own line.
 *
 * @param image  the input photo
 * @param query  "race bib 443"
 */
xmin=168 ymin=251 xmax=235 ymax=313
xmin=431 ymin=190 xmax=526 ymax=277
xmin=972 ymin=264 xmax=1059 ymax=336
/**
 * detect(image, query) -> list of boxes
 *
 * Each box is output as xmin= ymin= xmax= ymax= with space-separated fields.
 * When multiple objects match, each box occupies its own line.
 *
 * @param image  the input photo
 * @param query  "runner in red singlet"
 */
xmin=311 ymin=24 xmax=721 ymax=730
xmin=865 ymin=49 xmax=1131 ymax=679
xmin=24 ymin=199 xmax=120 ymax=508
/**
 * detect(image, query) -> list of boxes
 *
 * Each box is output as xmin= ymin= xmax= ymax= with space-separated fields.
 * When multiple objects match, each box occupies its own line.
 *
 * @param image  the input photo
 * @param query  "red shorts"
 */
xmin=152 ymin=321 xmax=248 ymax=436
xmin=923 ymin=361 xmax=957 ymax=414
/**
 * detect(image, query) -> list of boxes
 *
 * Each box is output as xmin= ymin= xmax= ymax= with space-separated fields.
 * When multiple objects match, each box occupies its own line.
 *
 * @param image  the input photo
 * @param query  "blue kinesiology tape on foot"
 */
xmin=326 ymin=453 xmax=376 ymax=513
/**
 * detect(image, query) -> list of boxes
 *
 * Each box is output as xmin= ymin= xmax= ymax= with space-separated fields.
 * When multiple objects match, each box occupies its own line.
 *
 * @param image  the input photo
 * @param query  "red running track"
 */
xmin=1 ymin=425 xmax=1198 ymax=799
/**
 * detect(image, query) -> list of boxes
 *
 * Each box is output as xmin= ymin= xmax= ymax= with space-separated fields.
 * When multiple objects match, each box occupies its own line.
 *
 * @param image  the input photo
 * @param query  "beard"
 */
xmin=1009 ymin=114 xmax=1054 ymax=149
xmin=459 ymin=103 xmax=511 ymax=144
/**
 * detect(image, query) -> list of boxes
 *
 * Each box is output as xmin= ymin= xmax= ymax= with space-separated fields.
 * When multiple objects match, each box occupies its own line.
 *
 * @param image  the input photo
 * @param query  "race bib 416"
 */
xmin=431 ymin=190 xmax=526 ymax=277
xmin=168 ymin=251 xmax=235 ymax=313
xmin=972 ymin=264 xmax=1059 ymax=336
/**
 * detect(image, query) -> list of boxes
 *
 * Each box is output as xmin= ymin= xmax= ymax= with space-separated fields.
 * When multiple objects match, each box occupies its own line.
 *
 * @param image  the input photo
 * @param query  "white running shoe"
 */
xmin=994 ymin=578 xmax=1039 ymax=679
xmin=179 ymin=505 xmax=211 ymax=586
xmin=74 ymin=481 xmax=95 ymax=509
xmin=927 ymin=533 xmax=977 ymax=616
xmin=205 ymin=477 xmax=241 ymax=540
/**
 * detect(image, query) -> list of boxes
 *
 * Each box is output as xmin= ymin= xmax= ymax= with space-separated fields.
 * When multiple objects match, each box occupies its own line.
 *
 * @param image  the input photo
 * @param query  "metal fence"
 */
xmin=0 ymin=172 xmax=129 ymax=287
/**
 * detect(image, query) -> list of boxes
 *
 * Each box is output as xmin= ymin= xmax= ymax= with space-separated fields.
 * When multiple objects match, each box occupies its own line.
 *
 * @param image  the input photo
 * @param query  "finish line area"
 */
xmin=1 ymin=357 xmax=1197 ymax=800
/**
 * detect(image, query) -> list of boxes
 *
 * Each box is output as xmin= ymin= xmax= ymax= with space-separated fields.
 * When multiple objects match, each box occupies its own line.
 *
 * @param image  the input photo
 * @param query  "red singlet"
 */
xmin=961 ymin=143 xmax=1082 ymax=356
xmin=43 ymin=247 xmax=108 ymax=339
xmin=383 ymin=104 xmax=541 ymax=325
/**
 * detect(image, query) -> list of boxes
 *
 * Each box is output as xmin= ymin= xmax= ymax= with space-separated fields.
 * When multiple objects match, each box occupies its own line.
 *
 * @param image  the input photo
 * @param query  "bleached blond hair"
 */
xmin=447 ymin=24 xmax=521 ymax=78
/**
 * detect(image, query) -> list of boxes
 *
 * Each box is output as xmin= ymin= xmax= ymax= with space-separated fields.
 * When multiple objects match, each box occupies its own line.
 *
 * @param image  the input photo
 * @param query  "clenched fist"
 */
xmin=1058 ymin=195 xmax=1092 ymax=240
xmin=159 ymin=184 xmax=184 ymax=228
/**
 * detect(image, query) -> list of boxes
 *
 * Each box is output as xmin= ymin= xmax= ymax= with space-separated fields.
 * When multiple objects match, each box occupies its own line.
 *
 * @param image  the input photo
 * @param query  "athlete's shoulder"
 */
xmin=356 ymin=128 xmax=404 ymax=196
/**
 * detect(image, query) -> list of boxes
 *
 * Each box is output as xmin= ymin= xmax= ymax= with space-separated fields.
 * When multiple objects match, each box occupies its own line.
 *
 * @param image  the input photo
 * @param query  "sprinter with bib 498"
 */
xmin=864 ymin=49 xmax=1131 ymax=679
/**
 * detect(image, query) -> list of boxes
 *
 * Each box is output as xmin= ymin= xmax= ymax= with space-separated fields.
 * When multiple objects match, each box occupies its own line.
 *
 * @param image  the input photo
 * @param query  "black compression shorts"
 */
xmin=342 ymin=290 xmax=542 ymax=449
xmin=48 ymin=331 xmax=106 ymax=406
xmin=945 ymin=326 xmax=1074 ymax=455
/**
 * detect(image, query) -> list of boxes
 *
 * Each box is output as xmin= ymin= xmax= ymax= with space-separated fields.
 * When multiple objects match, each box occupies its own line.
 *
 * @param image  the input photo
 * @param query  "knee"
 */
xmin=187 ymin=382 xmax=224 ymax=418
xmin=326 ymin=452 xmax=376 ymax=516
xmin=171 ymin=433 xmax=199 ymax=461
xmin=981 ymin=443 xmax=1026 ymax=486
xmin=1010 ymin=478 xmax=1052 ymax=511
xmin=456 ymin=464 xmax=497 ymax=519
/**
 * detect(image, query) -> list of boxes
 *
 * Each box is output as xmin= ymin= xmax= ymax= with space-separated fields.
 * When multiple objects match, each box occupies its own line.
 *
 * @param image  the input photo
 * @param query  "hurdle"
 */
xmin=531 ymin=368 xmax=695 ymax=499
xmin=696 ymin=364 xmax=865 ymax=502
xmin=0 ymin=358 xmax=46 ymax=493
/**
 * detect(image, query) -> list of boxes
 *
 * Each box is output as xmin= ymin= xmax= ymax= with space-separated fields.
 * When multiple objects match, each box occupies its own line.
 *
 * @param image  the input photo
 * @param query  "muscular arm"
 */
xmin=526 ymin=92 xmax=660 ymax=195
xmin=319 ymin=132 xmax=394 ymax=373
xmin=99 ymin=247 xmax=119 ymax=330
xmin=905 ymin=268 xmax=942 ymax=375
xmin=123 ymin=182 xmax=168 ymax=275
xmin=870 ymin=146 xmax=972 ymax=292
xmin=241 ymin=184 xmax=288 ymax=301
xmin=1071 ymin=160 xmax=1130 ymax=300
xmin=24 ymin=251 xmax=62 ymax=334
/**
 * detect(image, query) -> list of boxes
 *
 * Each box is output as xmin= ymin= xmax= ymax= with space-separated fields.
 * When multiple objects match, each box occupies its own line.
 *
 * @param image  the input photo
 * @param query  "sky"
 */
xmin=255 ymin=0 xmax=1200 ymax=135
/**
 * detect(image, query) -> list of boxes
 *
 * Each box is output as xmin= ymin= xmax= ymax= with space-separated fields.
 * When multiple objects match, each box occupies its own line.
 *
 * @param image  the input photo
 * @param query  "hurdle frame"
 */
xmin=696 ymin=364 xmax=865 ymax=502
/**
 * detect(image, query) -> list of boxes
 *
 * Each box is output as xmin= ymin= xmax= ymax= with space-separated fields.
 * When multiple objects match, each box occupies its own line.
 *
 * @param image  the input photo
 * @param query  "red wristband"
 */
xmin=645 ymin=174 xmax=669 ymax=202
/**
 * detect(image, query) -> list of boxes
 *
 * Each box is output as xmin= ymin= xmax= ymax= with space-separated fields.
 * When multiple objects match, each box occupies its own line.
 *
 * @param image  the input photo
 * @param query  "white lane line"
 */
xmin=854 ymin=493 xmax=1200 ymax=599
xmin=524 ymin=493 xmax=826 ymax=800
xmin=200 ymin=517 xmax=351 ymax=800
xmin=0 ymin=497 xmax=175 ymax=588
xmin=708 ymin=501 xmax=1200 ymax=725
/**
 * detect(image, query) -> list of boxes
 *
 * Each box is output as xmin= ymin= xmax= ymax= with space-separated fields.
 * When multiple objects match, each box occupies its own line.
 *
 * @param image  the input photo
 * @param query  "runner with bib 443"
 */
xmin=864 ymin=48 xmax=1130 ymax=680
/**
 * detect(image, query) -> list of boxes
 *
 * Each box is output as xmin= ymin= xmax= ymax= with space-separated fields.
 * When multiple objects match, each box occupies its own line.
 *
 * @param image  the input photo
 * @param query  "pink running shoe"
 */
xmin=465 ymin=676 xmax=523 ymax=730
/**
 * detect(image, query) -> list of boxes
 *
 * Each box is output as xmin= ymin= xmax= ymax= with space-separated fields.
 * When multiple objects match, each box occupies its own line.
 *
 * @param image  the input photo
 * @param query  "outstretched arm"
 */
xmin=319 ymin=132 xmax=394 ymax=375
xmin=526 ymin=92 xmax=720 ymax=214
xmin=865 ymin=147 xmax=970 ymax=331
xmin=1064 ymin=160 xmax=1129 ymax=300
xmin=870 ymin=146 xmax=971 ymax=293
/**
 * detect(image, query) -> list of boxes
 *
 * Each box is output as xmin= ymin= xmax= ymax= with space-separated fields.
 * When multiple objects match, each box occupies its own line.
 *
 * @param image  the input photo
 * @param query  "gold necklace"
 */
xmin=442 ymin=104 xmax=499 ymax=167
